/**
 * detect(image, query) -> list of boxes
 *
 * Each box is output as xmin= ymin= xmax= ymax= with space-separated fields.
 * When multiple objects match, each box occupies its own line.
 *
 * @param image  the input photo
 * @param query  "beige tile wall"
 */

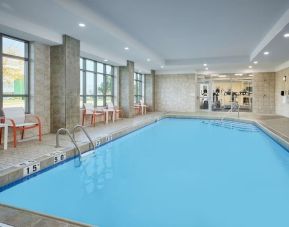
xmin=155 ymin=74 xmax=196 ymax=112
xmin=119 ymin=61 xmax=134 ymax=118
xmin=30 ymin=42 xmax=51 ymax=134
xmin=50 ymin=35 xmax=80 ymax=132
xmin=252 ymin=72 xmax=275 ymax=114
xmin=275 ymin=67 xmax=289 ymax=118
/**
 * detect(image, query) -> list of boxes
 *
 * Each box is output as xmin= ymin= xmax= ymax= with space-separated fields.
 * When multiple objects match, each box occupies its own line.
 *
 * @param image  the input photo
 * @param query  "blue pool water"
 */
xmin=1 ymin=118 xmax=289 ymax=227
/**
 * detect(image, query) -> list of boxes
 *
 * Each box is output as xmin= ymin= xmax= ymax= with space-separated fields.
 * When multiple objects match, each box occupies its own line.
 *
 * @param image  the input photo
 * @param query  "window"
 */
xmin=1 ymin=35 xmax=29 ymax=112
xmin=134 ymin=72 xmax=144 ymax=103
xmin=80 ymin=58 xmax=114 ymax=107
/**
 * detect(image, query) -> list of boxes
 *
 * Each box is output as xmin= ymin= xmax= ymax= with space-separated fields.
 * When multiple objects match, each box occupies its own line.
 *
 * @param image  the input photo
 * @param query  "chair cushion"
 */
xmin=12 ymin=122 xmax=37 ymax=127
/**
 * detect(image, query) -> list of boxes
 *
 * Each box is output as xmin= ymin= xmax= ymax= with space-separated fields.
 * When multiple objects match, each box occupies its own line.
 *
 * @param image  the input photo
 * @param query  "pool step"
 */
xmin=202 ymin=120 xmax=259 ymax=132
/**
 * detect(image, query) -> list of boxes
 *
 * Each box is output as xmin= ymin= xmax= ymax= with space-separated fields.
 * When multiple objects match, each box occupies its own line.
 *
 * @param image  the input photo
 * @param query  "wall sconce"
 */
xmin=283 ymin=76 xmax=287 ymax=82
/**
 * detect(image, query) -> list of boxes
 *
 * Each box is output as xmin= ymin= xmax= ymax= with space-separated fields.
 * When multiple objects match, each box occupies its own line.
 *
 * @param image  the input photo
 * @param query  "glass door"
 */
xmin=196 ymin=74 xmax=212 ymax=111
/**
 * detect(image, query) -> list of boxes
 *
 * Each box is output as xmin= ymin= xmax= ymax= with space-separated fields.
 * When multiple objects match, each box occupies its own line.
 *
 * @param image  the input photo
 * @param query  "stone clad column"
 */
xmin=252 ymin=73 xmax=275 ymax=114
xmin=30 ymin=42 xmax=51 ymax=134
xmin=50 ymin=35 xmax=80 ymax=132
xmin=119 ymin=60 xmax=134 ymax=118
xmin=144 ymin=70 xmax=155 ymax=112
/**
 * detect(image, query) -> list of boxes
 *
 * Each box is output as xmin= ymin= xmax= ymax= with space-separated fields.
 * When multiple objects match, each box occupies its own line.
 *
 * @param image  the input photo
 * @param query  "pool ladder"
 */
xmin=55 ymin=125 xmax=95 ymax=158
xmin=203 ymin=120 xmax=259 ymax=132
xmin=221 ymin=102 xmax=240 ymax=121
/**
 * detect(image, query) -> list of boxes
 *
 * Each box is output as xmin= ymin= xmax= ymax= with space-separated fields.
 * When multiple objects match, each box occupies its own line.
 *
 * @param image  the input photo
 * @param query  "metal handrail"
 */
xmin=221 ymin=102 xmax=239 ymax=121
xmin=72 ymin=125 xmax=95 ymax=150
xmin=55 ymin=128 xmax=81 ymax=157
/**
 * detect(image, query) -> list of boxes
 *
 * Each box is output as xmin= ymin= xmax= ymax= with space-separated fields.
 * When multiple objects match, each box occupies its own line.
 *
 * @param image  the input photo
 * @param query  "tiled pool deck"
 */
xmin=1 ymin=111 xmax=289 ymax=226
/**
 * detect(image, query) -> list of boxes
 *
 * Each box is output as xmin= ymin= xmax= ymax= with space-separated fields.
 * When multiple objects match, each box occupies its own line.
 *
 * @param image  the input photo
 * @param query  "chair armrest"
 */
xmin=3 ymin=118 xmax=16 ymax=127
xmin=26 ymin=114 xmax=41 ymax=125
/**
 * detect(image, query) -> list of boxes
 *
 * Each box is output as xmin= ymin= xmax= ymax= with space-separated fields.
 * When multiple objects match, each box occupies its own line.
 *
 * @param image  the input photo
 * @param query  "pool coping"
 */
xmin=1 ymin=112 xmax=289 ymax=225
xmin=0 ymin=203 xmax=92 ymax=227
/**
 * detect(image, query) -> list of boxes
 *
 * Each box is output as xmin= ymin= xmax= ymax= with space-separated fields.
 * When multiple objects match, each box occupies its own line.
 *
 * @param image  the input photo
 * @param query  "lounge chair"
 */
xmin=139 ymin=100 xmax=147 ymax=115
xmin=0 ymin=107 xmax=42 ymax=147
xmin=82 ymin=103 xmax=105 ymax=126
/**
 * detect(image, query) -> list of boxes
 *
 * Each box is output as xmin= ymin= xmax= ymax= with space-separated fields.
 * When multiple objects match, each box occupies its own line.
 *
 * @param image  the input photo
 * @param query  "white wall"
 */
xmin=155 ymin=74 xmax=196 ymax=112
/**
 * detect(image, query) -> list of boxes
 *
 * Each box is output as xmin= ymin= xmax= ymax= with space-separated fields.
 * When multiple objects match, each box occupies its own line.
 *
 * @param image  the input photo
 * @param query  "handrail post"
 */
xmin=238 ymin=104 xmax=240 ymax=118
xmin=55 ymin=128 xmax=81 ymax=157
xmin=72 ymin=125 xmax=95 ymax=150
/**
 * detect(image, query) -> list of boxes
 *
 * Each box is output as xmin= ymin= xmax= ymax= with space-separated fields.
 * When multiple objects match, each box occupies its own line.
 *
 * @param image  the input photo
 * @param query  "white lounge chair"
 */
xmin=0 ymin=107 xmax=42 ymax=147
xmin=139 ymin=100 xmax=147 ymax=115
xmin=82 ymin=103 xmax=105 ymax=126
xmin=107 ymin=102 xmax=121 ymax=120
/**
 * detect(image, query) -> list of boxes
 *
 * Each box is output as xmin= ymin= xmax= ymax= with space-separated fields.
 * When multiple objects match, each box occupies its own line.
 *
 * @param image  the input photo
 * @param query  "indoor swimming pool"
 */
xmin=1 ymin=118 xmax=289 ymax=227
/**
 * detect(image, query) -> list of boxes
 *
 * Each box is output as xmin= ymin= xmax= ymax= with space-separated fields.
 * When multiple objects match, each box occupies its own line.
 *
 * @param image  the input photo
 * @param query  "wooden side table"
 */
xmin=0 ymin=123 xmax=8 ymax=150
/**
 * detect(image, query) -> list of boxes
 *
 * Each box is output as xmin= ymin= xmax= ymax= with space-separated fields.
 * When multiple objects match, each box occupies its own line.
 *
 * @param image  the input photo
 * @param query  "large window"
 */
xmin=134 ymin=73 xmax=144 ymax=103
xmin=80 ymin=58 xmax=114 ymax=107
xmin=1 ymin=35 xmax=29 ymax=112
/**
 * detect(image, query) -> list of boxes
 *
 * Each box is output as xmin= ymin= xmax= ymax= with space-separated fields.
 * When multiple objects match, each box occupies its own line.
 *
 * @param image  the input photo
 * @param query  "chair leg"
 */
xmin=13 ymin=126 xmax=17 ymax=148
xmin=0 ymin=127 xmax=2 ymax=145
xmin=21 ymin=127 xmax=24 ymax=140
xmin=91 ymin=115 xmax=94 ymax=125
xmin=82 ymin=113 xmax=85 ymax=126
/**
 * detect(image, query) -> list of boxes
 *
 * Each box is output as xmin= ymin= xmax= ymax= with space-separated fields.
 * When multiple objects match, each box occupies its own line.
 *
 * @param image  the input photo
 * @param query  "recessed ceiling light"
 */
xmin=218 ymin=75 xmax=227 ymax=78
xmin=284 ymin=33 xmax=289 ymax=38
xmin=124 ymin=47 xmax=129 ymax=50
xmin=203 ymin=63 xmax=207 ymax=67
xmin=249 ymin=65 xmax=252 ymax=69
xmin=205 ymin=67 xmax=209 ymax=70
xmin=253 ymin=61 xmax=258 ymax=65
xmin=234 ymin=73 xmax=243 ymax=76
xmin=104 ymin=59 xmax=108 ymax=62
xmin=146 ymin=58 xmax=151 ymax=62
xmin=249 ymin=74 xmax=254 ymax=77
xmin=78 ymin=23 xmax=86 ymax=27
xmin=264 ymin=51 xmax=270 ymax=55
xmin=160 ymin=65 xmax=164 ymax=69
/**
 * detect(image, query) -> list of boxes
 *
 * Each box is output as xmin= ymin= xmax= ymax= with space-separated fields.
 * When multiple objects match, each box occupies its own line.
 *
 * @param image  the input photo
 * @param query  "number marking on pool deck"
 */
xmin=51 ymin=151 xmax=67 ymax=164
xmin=18 ymin=161 xmax=41 ymax=177
xmin=106 ymin=135 xmax=113 ymax=142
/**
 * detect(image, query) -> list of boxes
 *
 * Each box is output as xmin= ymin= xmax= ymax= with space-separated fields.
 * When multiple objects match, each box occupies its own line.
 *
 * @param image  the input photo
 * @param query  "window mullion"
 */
xmin=83 ymin=59 xmax=87 ymax=104
xmin=94 ymin=61 xmax=97 ymax=107
xmin=104 ymin=65 xmax=107 ymax=106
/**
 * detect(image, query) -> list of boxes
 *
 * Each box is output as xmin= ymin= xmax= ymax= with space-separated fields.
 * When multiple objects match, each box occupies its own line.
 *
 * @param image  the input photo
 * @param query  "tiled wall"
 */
xmin=275 ymin=67 xmax=289 ymax=118
xmin=50 ymin=35 xmax=80 ymax=132
xmin=252 ymin=72 xmax=275 ymax=114
xmin=155 ymin=74 xmax=196 ymax=112
xmin=119 ymin=61 xmax=134 ymax=118
xmin=30 ymin=42 xmax=51 ymax=134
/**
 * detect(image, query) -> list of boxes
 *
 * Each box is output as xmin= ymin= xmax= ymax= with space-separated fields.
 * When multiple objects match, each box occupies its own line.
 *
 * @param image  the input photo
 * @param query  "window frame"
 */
xmin=134 ymin=72 xmax=144 ymax=103
xmin=80 ymin=57 xmax=115 ymax=108
xmin=0 ymin=34 xmax=30 ymax=113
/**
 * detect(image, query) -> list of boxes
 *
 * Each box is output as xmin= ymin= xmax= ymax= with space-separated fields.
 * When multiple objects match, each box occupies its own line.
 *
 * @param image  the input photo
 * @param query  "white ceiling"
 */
xmin=0 ymin=0 xmax=289 ymax=74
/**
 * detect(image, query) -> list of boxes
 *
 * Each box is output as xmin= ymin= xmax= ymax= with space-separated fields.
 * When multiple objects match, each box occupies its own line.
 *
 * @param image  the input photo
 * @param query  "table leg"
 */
xmin=112 ymin=111 xmax=115 ymax=122
xmin=106 ymin=111 xmax=108 ymax=124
